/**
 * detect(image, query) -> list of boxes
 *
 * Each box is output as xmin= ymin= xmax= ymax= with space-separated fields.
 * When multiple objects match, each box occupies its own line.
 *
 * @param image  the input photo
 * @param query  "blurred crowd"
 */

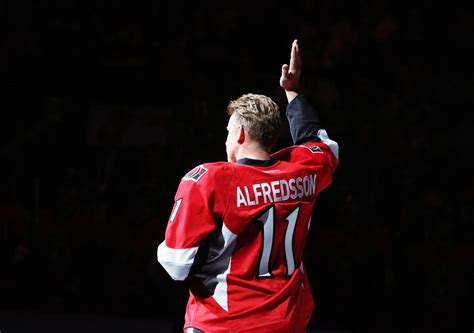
xmin=1 ymin=0 xmax=473 ymax=331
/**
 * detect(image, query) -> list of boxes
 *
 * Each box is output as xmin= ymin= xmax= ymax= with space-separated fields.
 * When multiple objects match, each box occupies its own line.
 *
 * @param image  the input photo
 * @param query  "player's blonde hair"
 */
xmin=227 ymin=93 xmax=281 ymax=150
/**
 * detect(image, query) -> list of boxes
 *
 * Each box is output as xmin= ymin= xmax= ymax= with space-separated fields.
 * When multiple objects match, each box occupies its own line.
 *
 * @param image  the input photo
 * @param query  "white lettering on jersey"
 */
xmin=237 ymin=187 xmax=247 ymax=207
xmin=236 ymin=174 xmax=317 ymax=207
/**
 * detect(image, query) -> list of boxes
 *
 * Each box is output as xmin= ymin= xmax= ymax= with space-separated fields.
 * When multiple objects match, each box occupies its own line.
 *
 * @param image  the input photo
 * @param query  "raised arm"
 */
xmin=280 ymin=40 xmax=322 ymax=145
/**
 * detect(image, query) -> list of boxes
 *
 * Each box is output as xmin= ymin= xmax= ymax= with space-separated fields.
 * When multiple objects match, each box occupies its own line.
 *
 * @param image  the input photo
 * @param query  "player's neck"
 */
xmin=237 ymin=143 xmax=271 ymax=161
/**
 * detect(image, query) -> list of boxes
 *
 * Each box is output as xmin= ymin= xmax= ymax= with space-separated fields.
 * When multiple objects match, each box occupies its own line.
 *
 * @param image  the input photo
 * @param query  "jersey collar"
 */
xmin=237 ymin=157 xmax=278 ymax=167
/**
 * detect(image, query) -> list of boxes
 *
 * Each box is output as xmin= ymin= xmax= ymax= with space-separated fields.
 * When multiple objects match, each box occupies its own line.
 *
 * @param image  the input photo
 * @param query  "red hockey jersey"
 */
xmin=158 ymin=129 xmax=338 ymax=332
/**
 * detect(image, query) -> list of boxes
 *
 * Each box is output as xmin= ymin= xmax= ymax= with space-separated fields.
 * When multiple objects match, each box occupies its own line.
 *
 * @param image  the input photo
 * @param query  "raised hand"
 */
xmin=280 ymin=39 xmax=301 ymax=94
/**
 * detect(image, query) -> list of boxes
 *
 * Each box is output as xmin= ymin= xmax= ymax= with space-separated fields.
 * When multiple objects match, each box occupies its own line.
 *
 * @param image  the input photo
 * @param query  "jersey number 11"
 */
xmin=256 ymin=205 xmax=304 ymax=278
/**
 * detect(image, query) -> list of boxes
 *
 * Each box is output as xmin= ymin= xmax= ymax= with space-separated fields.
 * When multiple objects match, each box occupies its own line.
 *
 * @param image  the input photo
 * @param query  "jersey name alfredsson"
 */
xmin=236 ymin=174 xmax=317 ymax=207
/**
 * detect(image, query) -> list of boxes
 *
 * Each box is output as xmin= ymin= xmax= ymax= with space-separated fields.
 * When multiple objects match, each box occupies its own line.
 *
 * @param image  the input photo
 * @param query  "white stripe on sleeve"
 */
xmin=317 ymin=129 xmax=339 ymax=160
xmin=157 ymin=242 xmax=198 ymax=281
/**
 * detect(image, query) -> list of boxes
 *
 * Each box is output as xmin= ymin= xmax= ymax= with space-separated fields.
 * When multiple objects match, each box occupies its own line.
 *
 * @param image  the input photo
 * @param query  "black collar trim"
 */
xmin=237 ymin=157 xmax=277 ymax=167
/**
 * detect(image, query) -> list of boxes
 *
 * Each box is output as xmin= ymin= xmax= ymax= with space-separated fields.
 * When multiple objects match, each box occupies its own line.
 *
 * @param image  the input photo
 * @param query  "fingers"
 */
xmin=280 ymin=64 xmax=289 ymax=88
xmin=293 ymin=39 xmax=299 ymax=53
xmin=289 ymin=39 xmax=300 ymax=74
xmin=280 ymin=39 xmax=301 ymax=92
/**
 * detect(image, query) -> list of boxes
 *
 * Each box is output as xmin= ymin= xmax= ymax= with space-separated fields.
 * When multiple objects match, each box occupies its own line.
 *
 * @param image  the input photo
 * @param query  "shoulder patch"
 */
xmin=304 ymin=145 xmax=323 ymax=154
xmin=183 ymin=165 xmax=208 ymax=182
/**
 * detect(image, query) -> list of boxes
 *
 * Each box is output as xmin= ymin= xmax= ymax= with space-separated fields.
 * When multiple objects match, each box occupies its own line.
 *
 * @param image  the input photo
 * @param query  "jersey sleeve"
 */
xmin=302 ymin=130 xmax=339 ymax=194
xmin=280 ymin=93 xmax=339 ymax=194
xmin=286 ymin=94 xmax=322 ymax=145
xmin=272 ymin=128 xmax=339 ymax=195
xmin=157 ymin=165 xmax=218 ymax=281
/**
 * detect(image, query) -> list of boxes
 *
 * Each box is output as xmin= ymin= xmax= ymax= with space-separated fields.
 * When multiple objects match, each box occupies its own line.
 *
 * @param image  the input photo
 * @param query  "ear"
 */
xmin=237 ymin=126 xmax=245 ymax=144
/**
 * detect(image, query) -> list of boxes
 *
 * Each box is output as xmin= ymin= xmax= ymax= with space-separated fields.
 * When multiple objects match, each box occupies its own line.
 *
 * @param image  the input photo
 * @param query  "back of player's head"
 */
xmin=227 ymin=93 xmax=281 ymax=150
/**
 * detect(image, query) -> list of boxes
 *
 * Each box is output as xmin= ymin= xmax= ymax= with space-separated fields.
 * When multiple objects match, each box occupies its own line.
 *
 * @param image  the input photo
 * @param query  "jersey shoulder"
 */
xmin=273 ymin=129 xmax=339 ymax=163
xmin=271 ymin=142 xmax=329 ymax=162
xmin=181 ymin=161 xmax=233 ymax=184
xmin=177 ymin=162 xmax=234 ymax=217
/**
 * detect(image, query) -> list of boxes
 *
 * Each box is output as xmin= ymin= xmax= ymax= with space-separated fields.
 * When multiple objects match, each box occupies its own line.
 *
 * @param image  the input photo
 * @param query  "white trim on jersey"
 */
xmin=186 ymin=328 xmax=204 ymax=333
xmin=317 ymin=129 xmax=339 ymax=160
xmin=212 ymin=223 xmax=237 ymax=311
xmin=157 ymin=242 xmax=198 ymax=281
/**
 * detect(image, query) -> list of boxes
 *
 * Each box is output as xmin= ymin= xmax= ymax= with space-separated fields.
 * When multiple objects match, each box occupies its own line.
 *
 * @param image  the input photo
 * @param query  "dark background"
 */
xmin=1 ymin=0 xmax=473 ymax=332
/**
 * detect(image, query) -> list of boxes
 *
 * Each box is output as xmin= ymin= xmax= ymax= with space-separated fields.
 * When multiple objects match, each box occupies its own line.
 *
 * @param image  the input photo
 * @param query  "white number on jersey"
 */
xmin=256 ymin=205 xmax=302 ymax=278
